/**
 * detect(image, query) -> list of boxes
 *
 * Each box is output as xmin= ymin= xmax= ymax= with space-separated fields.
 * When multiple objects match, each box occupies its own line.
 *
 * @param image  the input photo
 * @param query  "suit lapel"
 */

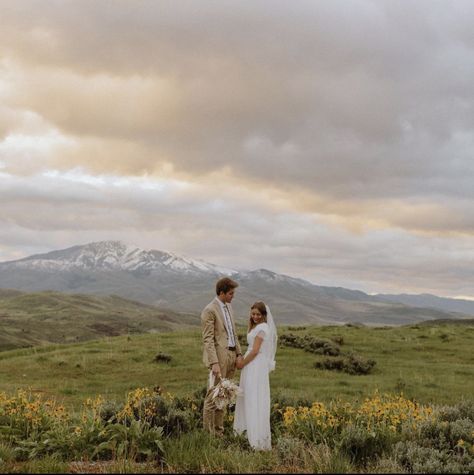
xmin=212 ymin=300 xmax=229 ymax=336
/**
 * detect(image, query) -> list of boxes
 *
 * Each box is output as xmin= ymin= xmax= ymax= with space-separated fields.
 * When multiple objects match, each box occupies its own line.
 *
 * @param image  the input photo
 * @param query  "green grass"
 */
xmin=161 ymin=430 xmax=281 ymax=473
xmin=0 ymin=322 xmax=473 ymax=410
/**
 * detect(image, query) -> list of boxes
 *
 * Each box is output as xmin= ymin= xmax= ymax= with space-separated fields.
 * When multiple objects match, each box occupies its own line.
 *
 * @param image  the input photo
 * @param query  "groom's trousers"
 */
xmin=203 ymin=348 xmax=237 ymax=436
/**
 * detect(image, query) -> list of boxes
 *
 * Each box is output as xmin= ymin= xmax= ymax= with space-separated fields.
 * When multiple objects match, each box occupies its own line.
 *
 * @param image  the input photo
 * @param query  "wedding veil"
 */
xmin=265 ymin=304 xmax=278 ymax=372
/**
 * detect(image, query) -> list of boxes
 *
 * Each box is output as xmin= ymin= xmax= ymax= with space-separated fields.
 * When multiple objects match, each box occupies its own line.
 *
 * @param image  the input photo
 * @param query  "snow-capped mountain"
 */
xmin=0 ymin=241 xmax=472 ymax=325
xmin=1 ymin=241 xmax=238 ymax=275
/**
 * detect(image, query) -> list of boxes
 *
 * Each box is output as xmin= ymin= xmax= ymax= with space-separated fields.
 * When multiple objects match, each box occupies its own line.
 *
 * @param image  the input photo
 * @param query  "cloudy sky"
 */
xmin=1 ymin=0 xmax=473 ymax=298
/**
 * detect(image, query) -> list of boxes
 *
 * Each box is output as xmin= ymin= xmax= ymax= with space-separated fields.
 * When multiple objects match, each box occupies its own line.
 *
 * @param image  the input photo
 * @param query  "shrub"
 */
xmin=314 ymin=357 xmax=345 ymax=372
xmin=339 ymin=423 xmax=395 ymax=464
xmin=314 ymin=353 xmax=376 ymax=375
xmin=393 ymin=441 xmax=474 ymax=474
xmin=437 ymin=399 xmax=474 ymax=422
xmin=345 ymin=322 xmax=365 ymax=328
xmin=392 ymin=399 xmax=474 ymax=473
xmin=0 ymin=389 xmax=166 ymax=463
xmin=365 ymin=455 xmax=407 ymax=474
xmin=279 ymin=333 xmax=341 ymax=356
xmin=345 ymin=353 xmax=376 ymax=375
xmin=153 ymin=352 xmax=172 ymax=363
xmin=275 ymin=435 xmax=308 ymax=466
xmin=117 ymin=387 xmax=204 ymax=437
xmin=0 ymin=389 xmax=68 ymax=442
xmin=330 ymin=335 xmax=344 ymax=345
xmin=93 ymin=419 xmax=164 ymax=462
xmin=410 ymin=408 xmax=474 ymax=457
xmin=0 ymin=441 xmax=15 ymax=463
xmin=280 ymin=392 xmax=435 ymax=456
xmin=99 ymin=400 xmax=124 ymax=424
xmin=270 ymin=393 xmax=313 ymax=436
xmin=309 ymin=443 xmax=353 ymax=474
xmin=10 ymin=395 xmax=107 ymax=461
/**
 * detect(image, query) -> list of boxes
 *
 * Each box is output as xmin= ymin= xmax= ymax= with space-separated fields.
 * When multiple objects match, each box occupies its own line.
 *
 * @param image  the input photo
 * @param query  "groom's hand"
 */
xmin=236 ymin=355 xmax=244 ymax=369
xmin=211 ymin=363 xmax=221 ymax=378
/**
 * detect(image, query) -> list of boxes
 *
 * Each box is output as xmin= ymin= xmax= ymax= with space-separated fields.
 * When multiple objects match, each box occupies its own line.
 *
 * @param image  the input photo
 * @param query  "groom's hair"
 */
xmin=216 ymin=277 xmax=239 ymax=295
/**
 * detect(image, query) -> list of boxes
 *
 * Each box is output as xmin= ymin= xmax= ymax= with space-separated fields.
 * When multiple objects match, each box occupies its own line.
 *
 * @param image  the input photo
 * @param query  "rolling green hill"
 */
xmin=0 ymin=289 xmax=199 ymax=351
xmin=0 ymin=321 xmax=472 ymax=410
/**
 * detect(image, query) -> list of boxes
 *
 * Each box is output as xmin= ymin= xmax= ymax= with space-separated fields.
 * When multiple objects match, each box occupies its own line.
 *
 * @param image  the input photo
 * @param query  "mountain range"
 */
xmin=0 ymin=240 xmax=473 ymax=325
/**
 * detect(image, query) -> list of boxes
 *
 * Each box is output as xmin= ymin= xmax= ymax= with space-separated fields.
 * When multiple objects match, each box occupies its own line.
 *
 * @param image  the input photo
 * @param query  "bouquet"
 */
xmin=209 ymin=375 xmax=242 ymax=410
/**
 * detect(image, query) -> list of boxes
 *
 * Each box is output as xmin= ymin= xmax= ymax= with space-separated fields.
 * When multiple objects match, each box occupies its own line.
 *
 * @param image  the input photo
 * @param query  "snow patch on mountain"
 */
xmin=0 ymin=241 xmax=238 ymax=276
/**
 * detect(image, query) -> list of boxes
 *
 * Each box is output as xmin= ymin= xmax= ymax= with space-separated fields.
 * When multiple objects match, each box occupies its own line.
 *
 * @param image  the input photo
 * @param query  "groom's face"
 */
xmin=221 ymin=289 xmax=235 ymax=304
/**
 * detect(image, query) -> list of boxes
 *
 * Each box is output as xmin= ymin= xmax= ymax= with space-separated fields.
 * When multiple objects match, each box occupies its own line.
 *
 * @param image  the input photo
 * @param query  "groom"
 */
xmin=201 ymin=277 xmax=243 ymax=435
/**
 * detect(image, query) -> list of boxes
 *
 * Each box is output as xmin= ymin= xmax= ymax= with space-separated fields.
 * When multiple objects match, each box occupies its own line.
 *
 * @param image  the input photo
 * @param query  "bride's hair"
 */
xmin=248 ymin=301 xmax=267 ymax=333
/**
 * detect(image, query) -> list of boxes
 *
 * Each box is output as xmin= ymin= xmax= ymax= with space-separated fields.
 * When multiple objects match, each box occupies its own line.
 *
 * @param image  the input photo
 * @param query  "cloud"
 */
xmin=0 ymin=1 xmax=473 ymax=295
xmin=1 ymin=169 xmax=473 ymax=298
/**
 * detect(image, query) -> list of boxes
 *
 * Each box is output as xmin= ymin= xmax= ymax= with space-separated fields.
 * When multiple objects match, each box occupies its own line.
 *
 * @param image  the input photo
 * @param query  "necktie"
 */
xmin=223 ymin=304 xmax=236 ymax=347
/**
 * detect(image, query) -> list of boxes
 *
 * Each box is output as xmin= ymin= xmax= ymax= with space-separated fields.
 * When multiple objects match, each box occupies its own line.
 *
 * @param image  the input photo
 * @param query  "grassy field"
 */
xmin=0 ymin=321 xmax=473 ymax=410
xmin=0 ymin=321 xmax=473 ymax=473
xmin=0 ymin=290 xmax=198 ymax=351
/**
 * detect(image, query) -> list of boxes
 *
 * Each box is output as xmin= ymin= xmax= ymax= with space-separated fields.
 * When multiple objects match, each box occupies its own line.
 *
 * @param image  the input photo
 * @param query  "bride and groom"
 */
xmin=201 ymin=277 xmax=277 ymax=450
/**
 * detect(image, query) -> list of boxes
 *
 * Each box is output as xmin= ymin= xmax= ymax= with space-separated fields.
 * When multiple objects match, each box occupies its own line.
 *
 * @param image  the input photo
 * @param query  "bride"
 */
xmin=233 ymin=301 xmax=278 ymax=450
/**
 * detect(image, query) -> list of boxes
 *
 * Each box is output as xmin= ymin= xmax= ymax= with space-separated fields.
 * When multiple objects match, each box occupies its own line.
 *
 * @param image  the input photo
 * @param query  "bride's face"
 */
xmin=250 ymin=308 xmax=263 ymax=324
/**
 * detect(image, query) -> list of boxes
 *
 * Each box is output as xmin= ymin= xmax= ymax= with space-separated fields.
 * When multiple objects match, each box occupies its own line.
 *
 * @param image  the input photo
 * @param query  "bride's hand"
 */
xmin=236 ymin=356 xmax=244 ymax=369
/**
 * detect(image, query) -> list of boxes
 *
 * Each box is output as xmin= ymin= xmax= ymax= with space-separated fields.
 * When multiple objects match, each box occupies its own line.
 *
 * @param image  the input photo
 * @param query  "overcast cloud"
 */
xmin=1 ymin=0 xmax=473 ymax=298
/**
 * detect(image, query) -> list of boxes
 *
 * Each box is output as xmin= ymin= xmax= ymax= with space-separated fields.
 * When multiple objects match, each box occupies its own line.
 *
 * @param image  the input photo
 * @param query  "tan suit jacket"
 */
xmin=201 ymin=298 xmax=242 ymax=368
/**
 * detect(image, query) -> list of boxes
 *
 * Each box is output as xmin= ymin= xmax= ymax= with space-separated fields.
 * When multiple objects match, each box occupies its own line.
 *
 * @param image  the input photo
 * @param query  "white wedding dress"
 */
xmin=233 ymin=322 xmax=273 ymax=450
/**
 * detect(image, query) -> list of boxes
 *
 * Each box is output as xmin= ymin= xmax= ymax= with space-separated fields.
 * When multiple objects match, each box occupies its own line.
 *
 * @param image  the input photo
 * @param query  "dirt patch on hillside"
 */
xmin=87 ymin=323 xmax=121 ymax=336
